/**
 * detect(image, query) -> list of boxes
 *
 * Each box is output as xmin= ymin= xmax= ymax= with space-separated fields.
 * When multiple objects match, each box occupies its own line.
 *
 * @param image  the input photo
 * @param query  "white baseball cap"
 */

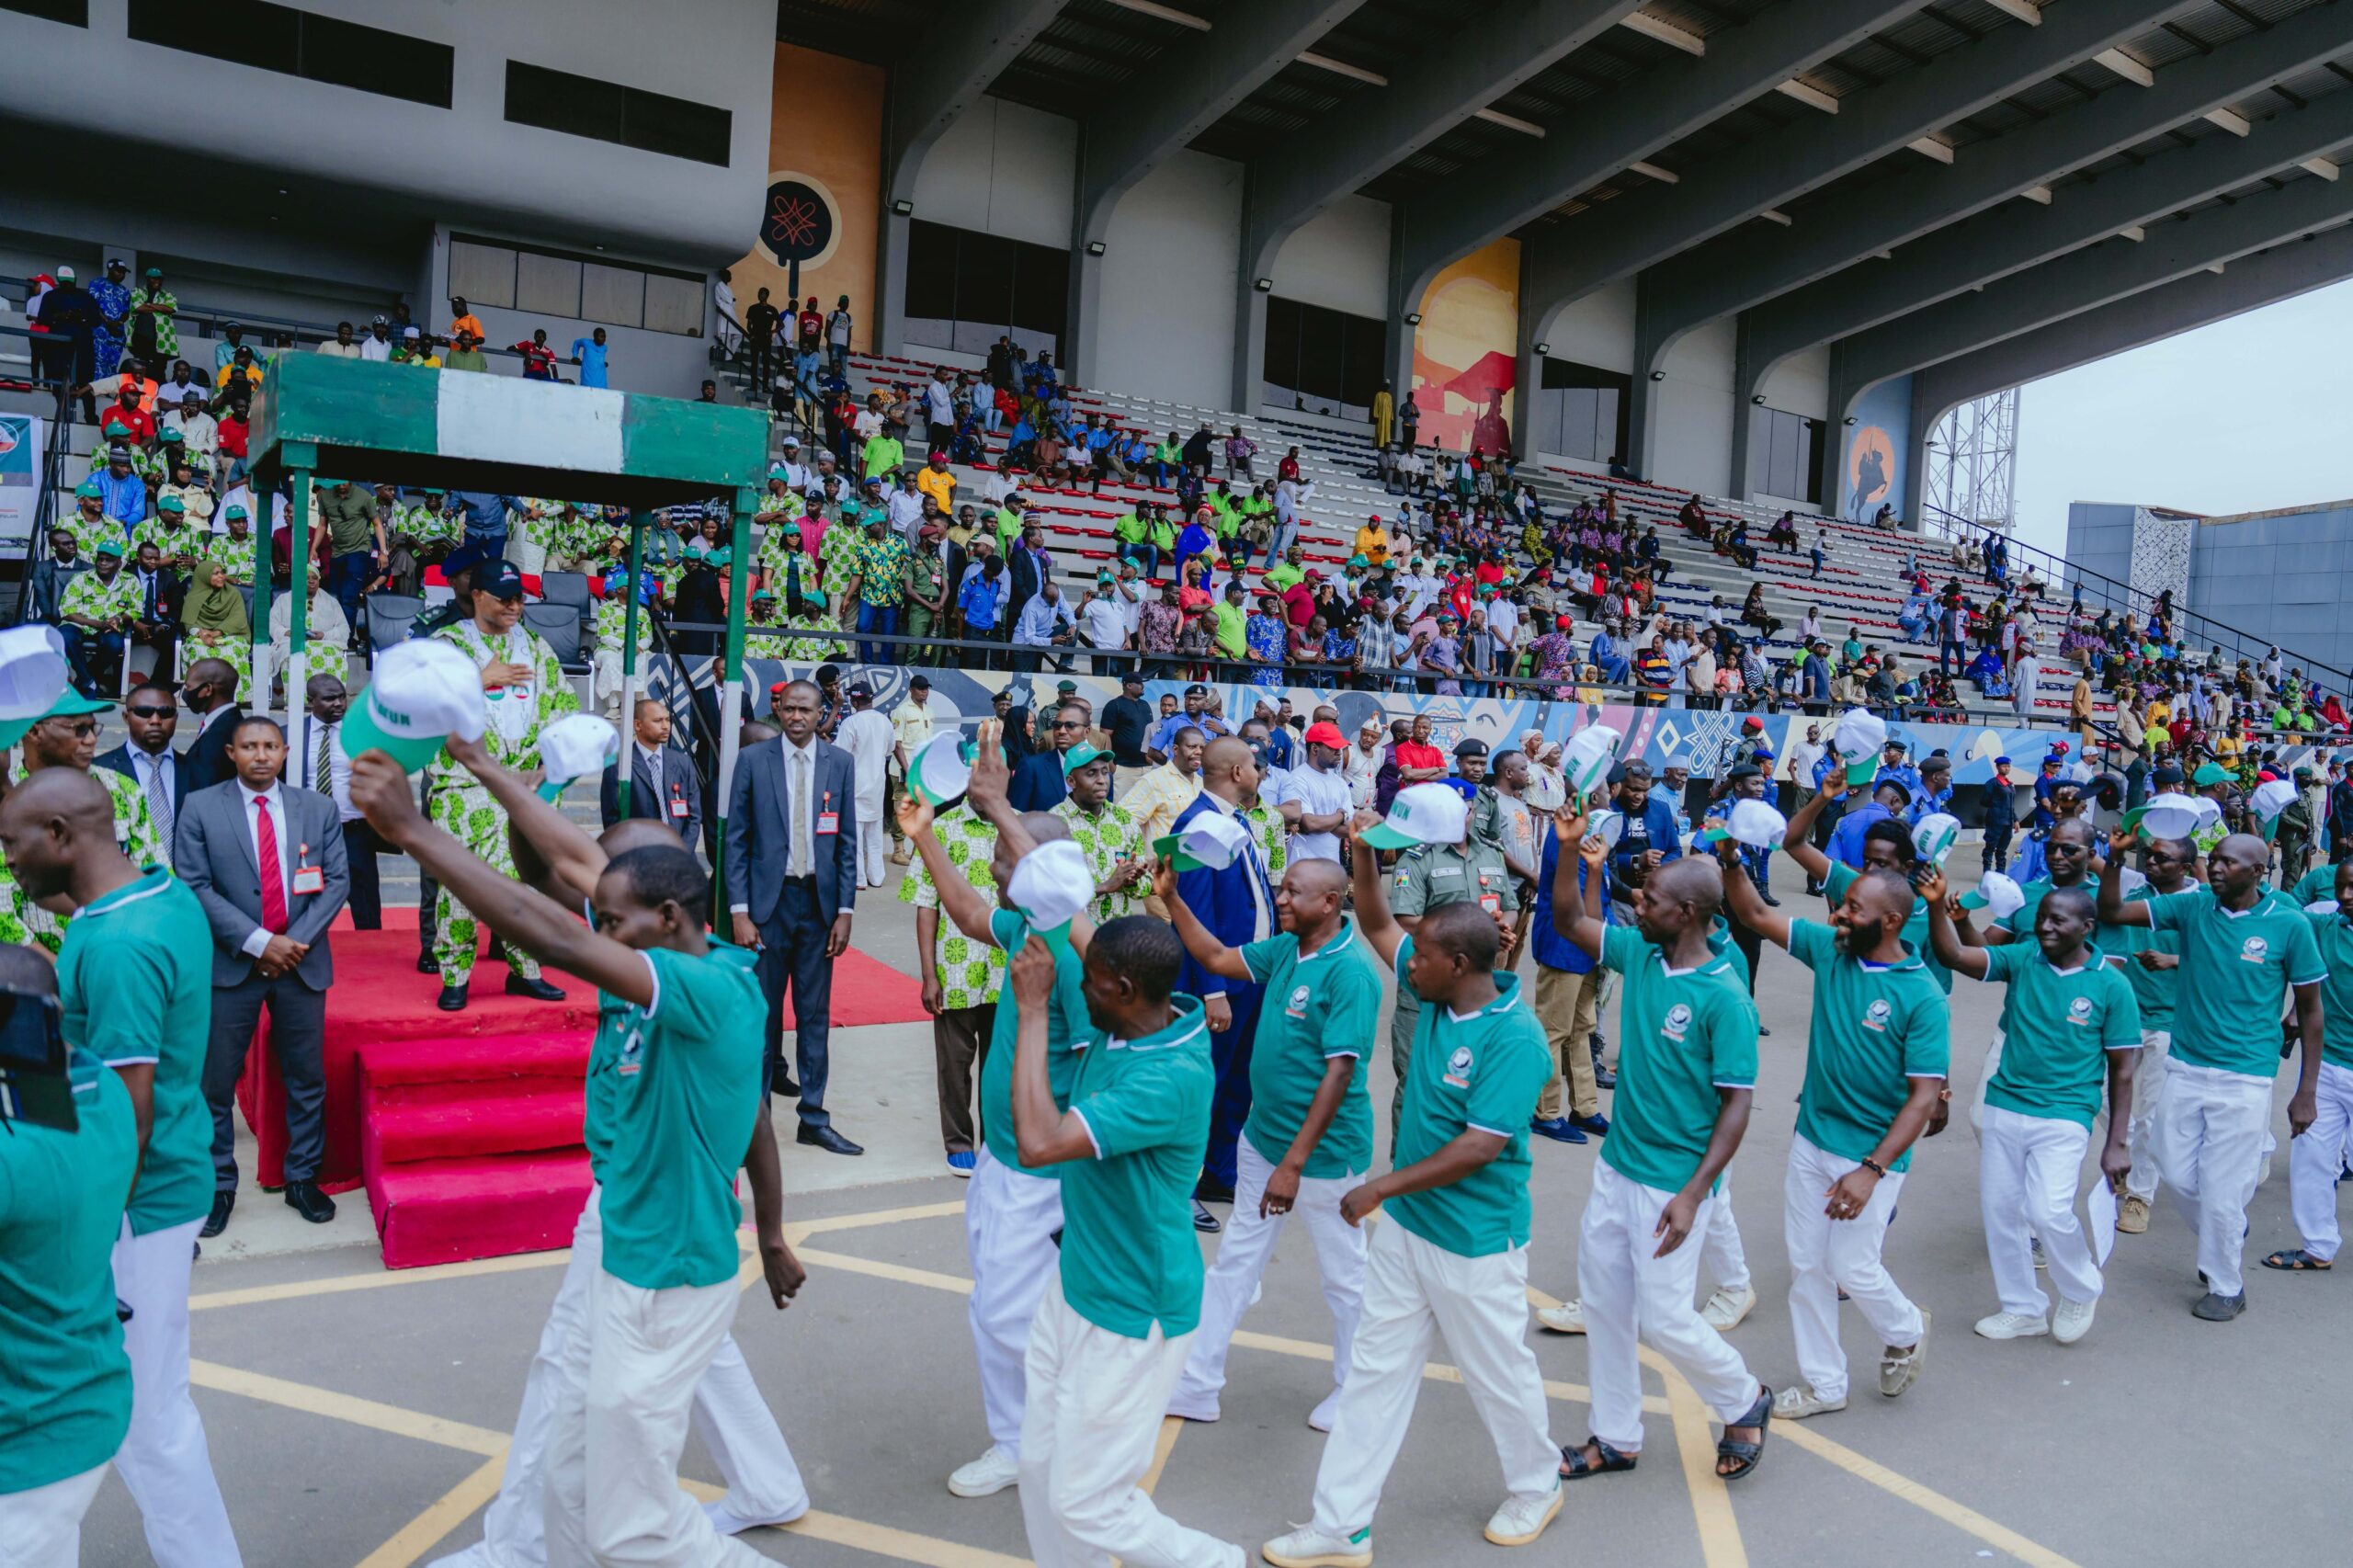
xmin=535 ymin=714 xmax=619 ymax=801
xmin=1006 ymin=839 xmax=1094 ymax=932
xmin=1718 ymin=798 xmax=1789 ymax=850
xmin=1959 ymin=869 xmax=2024 ymax=920
xmin=906 ymin=730 xmax=973 ymax=806
xmin=1359 ymin=782 xmax=1468 ymax=850
xmin=1911 ymin=812 xmax=1961 ymax=868
xmin=1561 ymin=725 xmax=1622 ymax=797
xmin=0 ymin=625 xmax=72 ymax=723
xmin=1154 ymin=812 xmax=1251 ymax=871
xmin=2123 ymin=797 xmax=2202 ymax=843
xmin=1834 ymin=710 xmax=1886 ymax=784
xmin=2249 ymin=778 xmax=2298 ymax=829
xmin=344 ymin=639 xmax=488 ymax=772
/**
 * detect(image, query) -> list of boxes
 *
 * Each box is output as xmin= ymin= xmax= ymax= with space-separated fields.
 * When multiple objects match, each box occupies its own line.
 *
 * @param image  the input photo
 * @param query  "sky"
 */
xmin=2007 ymin=275 xmax=2353 ymax=557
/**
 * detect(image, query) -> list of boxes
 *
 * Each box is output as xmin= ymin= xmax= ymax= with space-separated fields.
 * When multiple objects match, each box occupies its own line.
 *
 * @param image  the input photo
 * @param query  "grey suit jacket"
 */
xmin=723 ymin=735 xmax=858 ymax=927
xmin=174 ymin=779 xmax=350 ymax=989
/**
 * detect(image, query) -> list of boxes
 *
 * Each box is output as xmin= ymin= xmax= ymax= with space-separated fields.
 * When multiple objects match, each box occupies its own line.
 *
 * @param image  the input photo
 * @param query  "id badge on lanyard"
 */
xmin=815 ymin=789 xmax=840 ymax=835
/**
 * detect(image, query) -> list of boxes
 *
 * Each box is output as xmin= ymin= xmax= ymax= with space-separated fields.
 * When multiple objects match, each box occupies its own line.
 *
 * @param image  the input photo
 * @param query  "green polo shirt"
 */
xmin=1787 ymin=918 xmax=1949 ymax=1171
xmin=1387 ymin=938 xmax=1552 ymax=1256
xmin=2148 ymin=887 xmax=2326 ymax=1079
xmin=1060 ymin=994 xmax=1214 ymax=1338
xmin=1239 ymin=920 xmax=1381 ymax=1178
xmin=2290 ymin=865 xmax=2337 ymax=907
xmin=2306 ymin=908 xmax=2353 ymax=1072
xmin=1823 ymin=861 xmax=1951 ymax=994
xmin=1996 ymin=872 xmax=2101 ymax=937
xmin=2098 ymin=882 xmax=2180 ymax=1031
xmin=0 ymin=1051 xmax=137 ymax=1492
xmin=1980 ymin=943 xmax=2141 ymax=1128
xmin=1114 ymin=512 xmax=1146 ymax=545
xmin=981 ymin=909 xmax=1089 ymax=1177
xmin=585 ymin=944 xmax=764 ymax=1290
xmin=61 ymin=870 xmax=211 ymax=1235
xmin=1597 ymin=926 xmax=1758 ymax=1195
xmin=313 ymin=483 xmax=378 ymax=553
xmin=1211 ymin=599 xmax=1246 ymax=658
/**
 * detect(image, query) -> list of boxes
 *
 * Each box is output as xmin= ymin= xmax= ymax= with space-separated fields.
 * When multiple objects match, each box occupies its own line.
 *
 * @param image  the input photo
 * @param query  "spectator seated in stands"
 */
xmin=1897 ymin=589 xmax=1932 ymax=643
xmin=1590 ymin=620 xmax=1631 ymax=685
xmin=1722 ymin=518 xmax=1758 ymax=572
xmin=1767 ymin=511 xmax=1801 ymax=552
xmin=1966 ymin=644 xmax=2010 ymax=699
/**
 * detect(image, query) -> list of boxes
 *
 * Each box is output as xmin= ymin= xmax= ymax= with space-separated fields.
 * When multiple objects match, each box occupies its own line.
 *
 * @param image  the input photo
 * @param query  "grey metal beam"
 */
xmin=1228 ymin=0 xmax=1644 ymax=411
xmin=1894 ymin=221 xmax=2353 ymax=517
xmin=1834 ymin=166 xmax=2353 ymax=395
xmin=1684 ymin=0 xmax=2353 ymax=388
xmin=1067 ymin=0 xmax=1366 ymax=384
xmin=876 ymin=0 xmax=1068 ymax=354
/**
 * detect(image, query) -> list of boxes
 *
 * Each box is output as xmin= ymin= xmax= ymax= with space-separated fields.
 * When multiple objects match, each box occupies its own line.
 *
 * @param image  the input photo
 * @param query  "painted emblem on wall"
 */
xmin=1847 ymin=425 xmax=1894 ymax=521
xmin=759 ymin=171 xmax=841 ymax=272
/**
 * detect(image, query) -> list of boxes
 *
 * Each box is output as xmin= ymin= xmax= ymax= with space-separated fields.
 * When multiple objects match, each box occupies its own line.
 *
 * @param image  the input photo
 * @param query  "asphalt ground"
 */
xmin=73 ymin=837 xmax=2353 ymax=1568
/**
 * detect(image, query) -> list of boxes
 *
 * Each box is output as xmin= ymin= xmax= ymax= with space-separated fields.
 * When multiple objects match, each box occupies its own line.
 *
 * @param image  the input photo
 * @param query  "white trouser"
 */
xmin=1699 ymin=1173 xmax=1751 ymax=1294
xmin=2290 ymin=1060 xmax=2353 ymax=1261
xmin=543 ymin=1261 xmax=763 ymax=1568
xmin=111 ymin=1216 xmax=242 ymax=1568
xmin=1979 ymin=1106 xmax=2102 ymax=1317
xmin=2156 ymin=1060 xmax=2275 ymax=1299
xmin=434 ymin=1189 xmax=805 ymax=1568
xmin=1169 ymin=1133 xmax=1366 ymax=1414
xmin=2117 ymin=1028 xmax=2173 ymax=1203
xmin=1017 ymin=1279 xmax=1239 ymax=1568
xmin=1969 ymin=1028 xmax=2003 ymax=1142
xmin=1783 ymin=1133 xmax=1921 ymax=1404
xmin=1579 ymin=1161 xmax=1761 ymax=1453
xmin=855 ymin=816 xmax=887 ymax=887
xmin=966 ymin=1148 xmax=1065 ymax=1459
xmin=1310 ymin=1221 xmax=1557 ymax=1538
xmin=0 ymin=1463 xmax=109 ymax=1567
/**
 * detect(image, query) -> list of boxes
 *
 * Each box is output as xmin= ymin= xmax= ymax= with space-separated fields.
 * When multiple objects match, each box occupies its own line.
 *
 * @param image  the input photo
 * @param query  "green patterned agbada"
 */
xmin=426 ymin=619 xmax=579 ymax=987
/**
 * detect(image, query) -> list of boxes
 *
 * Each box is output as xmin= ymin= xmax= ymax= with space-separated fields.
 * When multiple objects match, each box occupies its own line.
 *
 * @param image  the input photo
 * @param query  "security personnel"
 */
xmin=1371 ymin=782 xmax=1518 ymax=1141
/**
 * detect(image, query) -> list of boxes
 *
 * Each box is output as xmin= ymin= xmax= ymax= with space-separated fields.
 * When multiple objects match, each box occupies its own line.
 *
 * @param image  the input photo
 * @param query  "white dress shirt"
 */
xmin=237 ymin=780 xmax=299 ymax=958
xmin=290 ymin=714 xmax=358 ymax=822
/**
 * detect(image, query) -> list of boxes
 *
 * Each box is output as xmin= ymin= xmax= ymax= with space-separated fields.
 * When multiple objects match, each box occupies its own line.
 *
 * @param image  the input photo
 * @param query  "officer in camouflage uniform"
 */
xmin=426 ymin=558 xmax=577 ymax=1008
xmin=1384 ymin=789 xmax=1518 ymax=1138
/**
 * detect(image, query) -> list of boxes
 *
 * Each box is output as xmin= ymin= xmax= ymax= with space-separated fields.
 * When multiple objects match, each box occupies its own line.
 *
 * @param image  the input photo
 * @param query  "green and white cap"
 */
xmin=906 ymin=730 xmax=975 ymax=806
xmin=1561 ymin=724 xmax=1621 ymax=797
xmin=535 ymin=714 xmax=619 ymax=801
xmin=2120 ymin=797 xmax=2201 ymax=843
xmin=1834 ymin=709 xmax=1886 ymax=784
xmin=1358 ymin=781 xmax=1467 ymax=850
xmin=345 ymin=639 xmax=487 ymax=773
xmin=1911 ymin=812 xmax=1961 ymax=868
xmin=1006 ymin=839 xmax=1094 ymax=932
xmin=2249 ymin=778 xmax=2298 ymax=839
xmin=1061 ymin=743 xmax=1110 ymax=776
xmin=1586 ymin=808 xmax=1626 ymax=850
xmin=1154 ymin=811 xmax=1251 ymax=870
xmin=1700 ymin=797 xmax=1786 ymax=850
xmin=1958 ymin=869 xmax=2024 ymax=919
xmin=0 ymin=626 xmax=73 ymax=724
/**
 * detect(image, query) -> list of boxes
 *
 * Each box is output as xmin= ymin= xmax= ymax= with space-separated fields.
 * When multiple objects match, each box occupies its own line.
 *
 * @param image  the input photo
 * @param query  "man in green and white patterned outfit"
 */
xmin=1051 ymin=746 xmax=1145 ymax=924
xmin=427 ymin=559 xmax=577 ymax=1008
xmin=392 ymin=487 xmax=460 ymax=559
xmin=4 ymin=692 xmax=171 ymax=953
xmin=899 ymin=802 xmax=1004 ymax=1174
xmin=590 ymin=590 xmax=655 ymax=717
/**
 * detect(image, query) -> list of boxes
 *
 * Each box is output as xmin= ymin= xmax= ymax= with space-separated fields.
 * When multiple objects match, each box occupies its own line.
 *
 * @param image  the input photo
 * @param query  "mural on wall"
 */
xmin=1412 ymin=239 xmax=1519 ymax=456
xmin=1842 ymin=374 xmax=1913 ymax=525
xmin=730 ymin=43 xmax=881 ymax=350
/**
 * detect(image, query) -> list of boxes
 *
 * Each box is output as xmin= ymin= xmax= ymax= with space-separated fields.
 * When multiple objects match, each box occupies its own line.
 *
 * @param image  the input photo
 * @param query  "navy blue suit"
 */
xmin=1169 ymin=791 xmax=1278 ymax=1190
xmin=1006 ymin=747 xmax=1069 ymax=813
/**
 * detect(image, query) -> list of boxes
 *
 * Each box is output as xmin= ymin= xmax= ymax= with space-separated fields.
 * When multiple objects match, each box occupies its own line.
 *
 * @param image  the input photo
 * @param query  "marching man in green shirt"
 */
xmin=1717 ymin=843 xmax=1948 ymax=1420
xmin=1549 ymin=820 xmax=1773 ymax=1483
xmin=1923 ymin=872 xmax=2140 ymax=1345
xmin=2097 ymin=829 xmax=2327 ymax=1320
xmin=2097 ymin=833 xmax=2191 ymax=1233
xmin=998 ymin=888 xmax=1234 ymax=1566
xmin=2265 ymin=858 xmax=2353 ymax=1274
xmin=1261 ymin=818 xmax=1561 ymax=1567
xmin=1157 ymin=854 xmax=1381 ymax=1432
xmin=0 ymin=767 xmax=242 ymax=1563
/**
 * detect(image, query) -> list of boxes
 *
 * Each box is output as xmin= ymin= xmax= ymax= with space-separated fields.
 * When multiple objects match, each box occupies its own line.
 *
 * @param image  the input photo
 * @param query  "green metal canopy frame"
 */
xmin=246 ymin=355 xmax=769 ymax=849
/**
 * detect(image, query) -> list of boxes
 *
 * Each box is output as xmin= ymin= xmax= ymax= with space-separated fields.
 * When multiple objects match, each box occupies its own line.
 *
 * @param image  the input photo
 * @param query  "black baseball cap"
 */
xmin=476 ymin=560 xmax=524 ymax=601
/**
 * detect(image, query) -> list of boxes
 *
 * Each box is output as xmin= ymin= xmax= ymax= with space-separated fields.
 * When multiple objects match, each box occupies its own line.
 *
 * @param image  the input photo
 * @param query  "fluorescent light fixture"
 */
xmin=1104 ymin=0 xmax=1210 ymax=30
xmin=2022 ymin=185 xmax=2054 ymax=204
xmin=2093 ymin=48 xmax=2154 ymax=87
xmin=2302 ymin=157 xmax=2340 ymax=182
xmin=1908 ymin=136 xmax=1954 ymax=165
xmin=1629 ymin=160 xmax=1679 ymax=184
xmin=1760 ymin=209 xmax=1793 ymax=227
xmin=2119 ymin=225 xmax=2145 ymax=243
xmin=1620 ymin=11 xmax=1704 ymax=56
xmin=2204 ymin=108 xmax=2251 ymax=136
xmin=1297 ymin=51 xmax=1387 ymax=86
xmin=1777 ymin=80 xmax=1838 ymax=114
xmin=1475 ymin=108 xmax=1546 ymax=138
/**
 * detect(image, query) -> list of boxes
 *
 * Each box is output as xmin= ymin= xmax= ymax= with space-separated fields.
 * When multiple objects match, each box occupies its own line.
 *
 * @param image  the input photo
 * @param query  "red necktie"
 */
xmin=256 ymin=796 xmax=288 ymax=934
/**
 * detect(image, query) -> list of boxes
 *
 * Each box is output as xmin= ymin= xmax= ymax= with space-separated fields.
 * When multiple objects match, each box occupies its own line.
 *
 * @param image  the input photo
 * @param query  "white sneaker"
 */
xmin=1535 ymin=1299 xmax=1586 ymax=1334
xmin=1972 ymin=1311 xmax=2050 ymax=1341
xmin=1165 ymin=1389 xmax=1222 ymax=1423
xmin=1879 ymin=1308 xmax=1930 ymax=1398
xmin=1771 ymin=1382 xmax=1847 ymax=1420
xmin=1307 ymin=1387 xmax=1342 ymax=1433
xmin=1483 ymin=1482 xmax=1563 ymax=1547
xmin=1699 ymin=1285 xmax=1757 ymax=1331
xmin=2052 ymin=1297 xmax=2096 ymax=1345
xmin=948 ymin=1443 xmax=1020 ymax=1498
xmin=702 ymin=1494 xmax=810 ymax=1536
xmin=1262 ymin=1524 xmax=1372 ymax=1567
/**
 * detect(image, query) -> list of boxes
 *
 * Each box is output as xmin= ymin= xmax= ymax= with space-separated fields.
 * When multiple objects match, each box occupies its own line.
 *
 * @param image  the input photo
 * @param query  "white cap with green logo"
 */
xmin=535 ymin=714 xmax=620 ymax=801
xmin=1359 ymin=782 xmax=1468 ymax=850
xmin=344 ymin=640 xmax=488 ymax=773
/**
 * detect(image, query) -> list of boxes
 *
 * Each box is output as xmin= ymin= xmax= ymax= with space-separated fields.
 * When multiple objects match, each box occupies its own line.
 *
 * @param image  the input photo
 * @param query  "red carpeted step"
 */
xmin=356 ymin=1032 xmax=592 ymax=1087
xmin=364 ymin=1084 xmax=587 ymax=1166
xmin=369 ymin=1149 xmax=594 ymax=1270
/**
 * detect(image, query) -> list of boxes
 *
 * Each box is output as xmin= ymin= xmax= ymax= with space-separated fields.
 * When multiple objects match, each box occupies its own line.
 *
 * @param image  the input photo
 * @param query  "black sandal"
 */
xmin=2261 ymin=1248 xmax=2334 ymax=1271
xmin=1559 ymin=1437 xmax=1638 ymax=1480
xmin=1715 ymin=1386 xmax=1773 ymax=1481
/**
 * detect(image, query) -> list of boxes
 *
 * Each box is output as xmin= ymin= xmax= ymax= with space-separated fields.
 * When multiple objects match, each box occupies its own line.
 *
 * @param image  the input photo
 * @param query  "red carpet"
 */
xmin=234 ymin=916 xmax=927 ymax=1267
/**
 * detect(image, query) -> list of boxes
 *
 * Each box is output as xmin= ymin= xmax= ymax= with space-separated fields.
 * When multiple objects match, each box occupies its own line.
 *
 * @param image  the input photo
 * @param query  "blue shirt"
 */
xmin=95 ymin=469 xmax=146 ymax=526
xmin=1904 ymin=784 xmax=1953 ymax=825
xmin=450 ymin=492 xmax=520 ymax=540
xmin=1148 ymin=712 xmax=1229 ymax=756
xmin=1826 ymin=801 xmax=1893 ymax=869
xmin=570 ymin=338 xmax=608 ymax=387
xmin=1532 ymin=830 xmax=1606 ymax=975
xmin=959 ymin=574 xmax=1005 ymax=632
xmin=1812 ymin=753 xmax=1842 ymax=790
xmin=1604 ymin=797 xmax=1682 ymax=892
xmin=1877 ymin=763 xmax=1924 ymax=801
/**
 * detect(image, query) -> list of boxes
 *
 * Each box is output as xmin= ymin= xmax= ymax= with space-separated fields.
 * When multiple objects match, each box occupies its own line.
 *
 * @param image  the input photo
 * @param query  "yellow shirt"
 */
xmin=915 ymin=465 xmax=957 ymax=514
xmin=1354 ymin=525 xmax=1392 ymax=565
xmin=1123 ymin=763 xmax=1204 ymax=854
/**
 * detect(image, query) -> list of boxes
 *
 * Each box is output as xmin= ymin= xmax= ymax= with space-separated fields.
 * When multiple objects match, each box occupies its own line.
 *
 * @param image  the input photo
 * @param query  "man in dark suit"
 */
xmin=599 ymin=697 xmax=702 ymax=848
xmin=95 ymin=680 xmax=189 ymax=852
xmin=176 ymin=714 xmax=350 ymax=1236
xmin=724 ymin=677 xmax=861 ymax=1154
xmin=178 ymin=655 xmax=244 ymax=792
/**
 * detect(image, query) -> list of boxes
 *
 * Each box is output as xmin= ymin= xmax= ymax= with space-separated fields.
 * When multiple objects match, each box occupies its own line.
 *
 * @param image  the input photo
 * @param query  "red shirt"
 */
xmin=102 ymin=400 xmax=155 ymax=446
xmin=1281 ymin=582 xmax=1316 ymax=628
xmin=1394 ymin=741 xmax=1446 ymax=776
xmin=217 ymin=415 xmax=249 ymax=458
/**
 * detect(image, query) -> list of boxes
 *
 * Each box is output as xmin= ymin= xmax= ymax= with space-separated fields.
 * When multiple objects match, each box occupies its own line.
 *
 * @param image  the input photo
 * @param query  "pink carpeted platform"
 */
xmin=233 ymin=912 xmax=926 ymax=1267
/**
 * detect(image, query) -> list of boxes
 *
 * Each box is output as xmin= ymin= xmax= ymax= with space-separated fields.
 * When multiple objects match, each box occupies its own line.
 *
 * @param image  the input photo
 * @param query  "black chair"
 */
xmin=540 ymin=571 xmax=592 ymax=616
xmin=523 ymin=600 xmax=586 ymax=671
xmin=364 ymin=593 xmax=426 ymax=651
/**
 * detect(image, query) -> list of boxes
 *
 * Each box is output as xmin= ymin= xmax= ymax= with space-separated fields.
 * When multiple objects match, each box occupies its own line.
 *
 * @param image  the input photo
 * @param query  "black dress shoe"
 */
xmin=1193 ymin=1176 xmax=1236 ymax=1205
xmin=437 ymin=983 xmax=469 ymax=1011
xmin=415 ymin=952 xmax=439 ymax=974
xmin=773 ymin=1071 xmax=802 ymax=1098
xmin=796 ymin=1124 xmax=864 ymax=1155
xmin=1592 ymin=1059 xmax=1618 ymax=1090
xmin=284 ymin=1180 xmax=337 ymax=1224
xmin=506 ymin=973 xmax=565 ymax=1002
xmin=200 ymin=1190 xmax=234 ymax=1239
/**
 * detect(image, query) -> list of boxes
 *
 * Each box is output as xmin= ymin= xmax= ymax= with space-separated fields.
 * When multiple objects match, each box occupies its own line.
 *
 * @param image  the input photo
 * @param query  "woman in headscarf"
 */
xmin=178 ymin=557 xmax=252 ymax=701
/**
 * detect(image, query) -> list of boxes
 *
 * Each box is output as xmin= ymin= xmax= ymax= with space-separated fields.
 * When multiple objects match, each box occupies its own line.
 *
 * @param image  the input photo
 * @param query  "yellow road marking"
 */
xmin=1141 ymin=1415 xmax=1184 ymax=1494
xmin=798 ymin=1246 xmax=976 ymax=1293
xmin=792 ymin=1198 xmax=968 ymax=1236
xmin=353 ymin=1452 xmax=509 ymax=1568
xmin=190 ymin=1248 xmax=570 ymax=1312
xmin=1770 ymin=1423 xmax=2086 ymax=1568
xmin=1643 ymin=1346 xmax=1749 ymax=1568
xmin=189 ymin=1360 xmax=508 ymax=1455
